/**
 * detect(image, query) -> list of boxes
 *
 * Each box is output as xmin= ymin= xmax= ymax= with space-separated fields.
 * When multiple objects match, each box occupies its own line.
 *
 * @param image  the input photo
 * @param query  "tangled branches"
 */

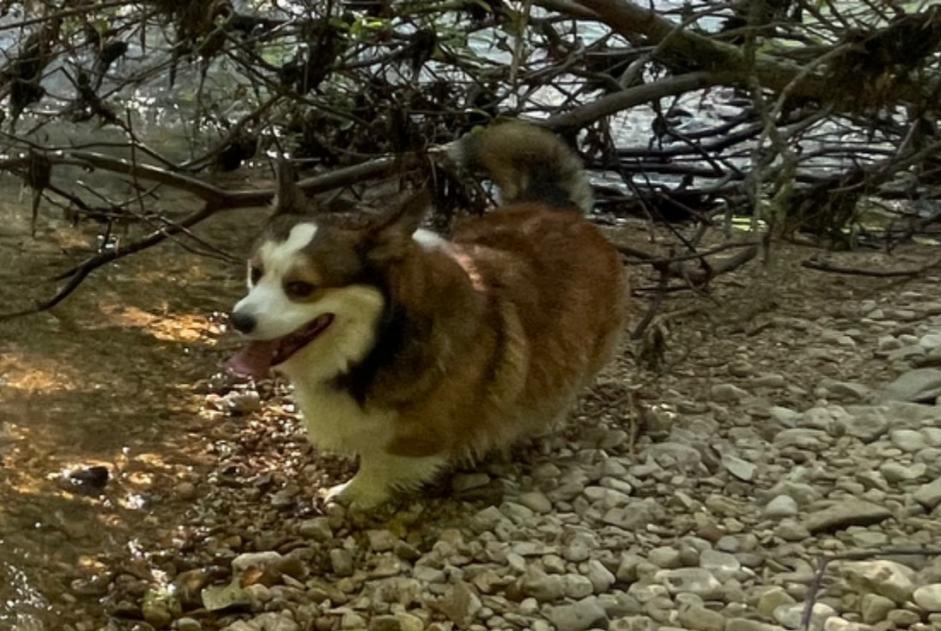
xmin=0 ymin=0 xmax=939 ymax=316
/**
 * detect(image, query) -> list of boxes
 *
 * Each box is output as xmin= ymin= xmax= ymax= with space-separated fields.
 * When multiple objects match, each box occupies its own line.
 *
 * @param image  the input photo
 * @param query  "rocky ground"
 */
xmin=6 ymin=208 xmax=941 ymax=631
xmin=95 ymin=238 xmax=941 ymax=631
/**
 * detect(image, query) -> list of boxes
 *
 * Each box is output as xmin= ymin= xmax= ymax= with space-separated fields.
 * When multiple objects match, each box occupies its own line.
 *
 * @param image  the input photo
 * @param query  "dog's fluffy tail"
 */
xmin=449 ymin=120 xmax=594 ymax=213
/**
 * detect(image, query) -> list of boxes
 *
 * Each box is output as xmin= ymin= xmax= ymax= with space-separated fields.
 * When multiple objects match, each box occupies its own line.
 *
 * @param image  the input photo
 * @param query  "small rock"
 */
xmin=754 ymin=373 xmax=787 ymax=389
xmin=232 ymin=551 xmax=283 ymax=575
xmin=677 ymin=604 xmax=726 ymax=631
xmin=711 ymin=383 xmax=749 ymax=403
xmin=518 ymin=491 xmax=552 ymax=514
xmin=175 ymin=618 xmax=202 ymax=631
xmin=546 ymin=596 xmax=609 ymax=631
xmin=774 ymin=603 xmax=835 ymax=631
xmin=656 ymin=568 xmax=723 ymax=599
xmin=369 ymin=616 xmax=405 ymax=631
xmin=886 ymin=609 xmax=920 ymax=626
xmin=891 ymin=429 xmax=929 ymax=452
xmin=700 ymin=549 xmax=740 ymax=581
xmin=914 ymin=584 xmax=941 ymax=612
xmin=878 ymin=336 xmax=902 ymax=352
xmin=367 ymin=530 xmax=398 ymax=552
xmin=860 ymin=593 xmax=895 ymax=624
xmin=880 ymin=462 xmax=927 ymax=484
xmin=564 ymin=532 xmax=596 ymax=562
xmin=66 ymin=465 xmax=110 ymax=495
xmin=913 ymin=477 xmax=941 ymax=509
xmin=823 ymin=618 xmax=871 ymax=631
xmin=330 ymin=549 xmax=355 ymax=577
xmin=141 ymin=590 xmax=178 ymax=629
xmin=174 ymin=481 xmax=197 ymax=500
xmin=775 ymin=520 xmax=811 ymax=541
xmin=758 ymin=587 xmax=797 ymax=618
xmin=201 ymin=581 xmax=251 ymax=612
xmin=775 ymin=429 xmax=831 ymax=450
xmin=726 ymin=619 xmax=787 ymax=631
xmin=518 ymin=568 xmax=566 ymax=602
xmin=648 ymin=546 xmax=682 ymax=569
xmin=723 ymin=454 xmax=757 ymax=481
xmin=823 ymin=381 xmax=871 ymax=401
xmin=585 ymin=560 xmax=616 ymax=593
xmin=837 ymin=410 xmax=888 ymax=443
xmin=563 ymin=574 xmax=595 ymax=599
xmin=434 ymin=582 xmax=481 ymax=626
xmin=298 ymin=518 xmax=333 ymax=541
xmin=843 ymin=560 xmax=915 ymax=604
xmin=803 ymin=500 xmax=892 ymax=533
xmin=765 ymin=495 xmax=799 ymax=519
xmin=223 ymin=391 xmax=261 ymax=415
xmin=883 ymin=369 xmax=941 ymax=403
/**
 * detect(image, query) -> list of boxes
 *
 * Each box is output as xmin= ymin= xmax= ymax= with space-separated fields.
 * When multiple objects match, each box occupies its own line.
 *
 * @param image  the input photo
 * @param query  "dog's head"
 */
xmin=227 ymin=163 xmax=431 ymax=380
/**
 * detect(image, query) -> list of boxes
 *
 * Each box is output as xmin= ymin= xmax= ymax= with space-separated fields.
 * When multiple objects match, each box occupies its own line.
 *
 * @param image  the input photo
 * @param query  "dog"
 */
xmin=227 ymin=121 xmax=629 ymax=508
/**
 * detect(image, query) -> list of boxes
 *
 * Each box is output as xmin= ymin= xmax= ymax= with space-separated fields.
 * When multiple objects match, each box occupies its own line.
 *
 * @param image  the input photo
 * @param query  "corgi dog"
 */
xmin=227 ymin=121 xmax=629 ymax=509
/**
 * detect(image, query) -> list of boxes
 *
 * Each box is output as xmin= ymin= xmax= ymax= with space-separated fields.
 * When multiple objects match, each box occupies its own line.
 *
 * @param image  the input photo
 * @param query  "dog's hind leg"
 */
xmin=324 ymin=451 xmax=447 ymax=509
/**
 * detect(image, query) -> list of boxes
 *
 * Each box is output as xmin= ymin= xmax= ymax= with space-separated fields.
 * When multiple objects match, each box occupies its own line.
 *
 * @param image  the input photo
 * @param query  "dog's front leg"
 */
xmin=324 ymin=451 xmax=446 ymax=509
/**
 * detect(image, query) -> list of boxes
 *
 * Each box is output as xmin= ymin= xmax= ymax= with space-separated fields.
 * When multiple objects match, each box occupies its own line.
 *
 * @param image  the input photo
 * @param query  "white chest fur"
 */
xmin=290 ymin=379 xmax=396 ymax=456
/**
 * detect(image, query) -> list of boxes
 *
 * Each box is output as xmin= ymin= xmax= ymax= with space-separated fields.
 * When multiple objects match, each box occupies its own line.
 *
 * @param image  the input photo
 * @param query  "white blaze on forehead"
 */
xmin=258 ymin=222 xmax=319 ymax=275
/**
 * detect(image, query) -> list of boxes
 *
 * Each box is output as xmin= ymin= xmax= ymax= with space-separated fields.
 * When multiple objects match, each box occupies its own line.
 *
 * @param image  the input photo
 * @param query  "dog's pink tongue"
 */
xmin=226 ymin=341 xmax=278 ymax=378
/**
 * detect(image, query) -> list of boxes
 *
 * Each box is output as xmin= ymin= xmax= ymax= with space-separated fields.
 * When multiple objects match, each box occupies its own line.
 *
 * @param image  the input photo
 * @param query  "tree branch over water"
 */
xmin=0 ymin=0 xmax=939 ymax=315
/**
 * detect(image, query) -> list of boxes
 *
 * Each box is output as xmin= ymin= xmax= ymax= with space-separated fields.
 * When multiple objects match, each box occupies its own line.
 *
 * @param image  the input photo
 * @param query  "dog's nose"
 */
xmin=230 ymin=311 xmax=256 ymax=334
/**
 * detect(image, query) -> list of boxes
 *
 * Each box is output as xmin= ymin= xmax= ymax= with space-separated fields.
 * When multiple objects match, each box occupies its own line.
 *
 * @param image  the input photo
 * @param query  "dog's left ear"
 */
xmin=364 ymin=188 xmax=433 ymax=261
xmin=271 ymin=159 xmax=311 ymax=216
xmin=371 ymin=188 xmax=432 ymax=237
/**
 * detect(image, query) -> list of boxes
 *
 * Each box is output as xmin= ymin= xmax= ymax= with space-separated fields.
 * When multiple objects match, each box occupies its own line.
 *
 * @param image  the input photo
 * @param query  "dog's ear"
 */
xmin=271 ymin=159 xmax=312 ymax=216
xmin=365 ymin=188 xmax=433 ymax=260
xmin=372 ymin=188 xmax=432 ymax=238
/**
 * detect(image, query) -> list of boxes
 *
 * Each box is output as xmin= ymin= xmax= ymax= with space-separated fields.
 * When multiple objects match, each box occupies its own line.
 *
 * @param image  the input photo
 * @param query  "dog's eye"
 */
xmin=285 ymin=281 xmax=316 ymax=299
xmin=249 ymin=265 xmax=263 ymax=285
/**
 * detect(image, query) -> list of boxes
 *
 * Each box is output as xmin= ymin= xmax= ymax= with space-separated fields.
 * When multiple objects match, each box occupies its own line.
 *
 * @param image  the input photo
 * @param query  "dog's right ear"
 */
xmin=271 ymin=159 xmax=309 ymax=216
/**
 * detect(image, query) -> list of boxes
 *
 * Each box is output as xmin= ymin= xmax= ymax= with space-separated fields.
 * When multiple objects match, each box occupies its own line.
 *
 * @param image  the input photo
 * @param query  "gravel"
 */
xmin=97 ymin=282 xmax=941 ymax=631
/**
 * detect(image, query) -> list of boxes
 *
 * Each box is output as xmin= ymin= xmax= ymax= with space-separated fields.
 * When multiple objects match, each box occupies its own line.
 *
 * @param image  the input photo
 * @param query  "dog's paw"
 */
xmin=324 ymin=477 xmax=390 ymax=510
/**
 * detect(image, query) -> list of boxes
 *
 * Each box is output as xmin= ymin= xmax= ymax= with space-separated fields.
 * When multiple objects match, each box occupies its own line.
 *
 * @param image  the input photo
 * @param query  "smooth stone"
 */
xmin=842 ymin=560 xmax=915 ymax=604
xmin=890 ymin=429 xmax=928 ymax=452
xmin=723 ymin=454 xmax=757 ymax=481
xmin=860 ymin=593 xmax=895 ymax=624
xmin=757 ymin=587 xmax=797 ymax=618
xmin=913 ymin=478 xmax=941 ymax=509
xmin=726 ymin=619 xmax=788 ymax=631
xmin=803 ymin=500 xmax=892 ymax=533
xmin=656 ymin=568 xmax=723 ymax=599
xmin=774 ymin=602 xmax=836 ymax=631
xmin=677 ymin=604 xmax=726 ymax=631
xmin=914 ymin=584 xmax=941 ymax=612
xmin=518 ymin=491 xmax=553 ymax=514
xmin=699 ymin=549 xmax=741 ymax=581
xmin=765 ymin=495 xmax=799 ymax=518
xmin=880 ymin=462 xmax=927 ymax=483
xmin=711 ymin=383 xmax=749 ymax=402
xmin=546 ymin=597 xmax=609 ymax=631
xmin=883 ymin=369 xmax=941 ymax=403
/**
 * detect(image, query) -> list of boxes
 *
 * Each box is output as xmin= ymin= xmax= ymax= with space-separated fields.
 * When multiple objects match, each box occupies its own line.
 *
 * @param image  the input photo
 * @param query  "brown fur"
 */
xmin=348 ymin=199 xmax=629 ymax=459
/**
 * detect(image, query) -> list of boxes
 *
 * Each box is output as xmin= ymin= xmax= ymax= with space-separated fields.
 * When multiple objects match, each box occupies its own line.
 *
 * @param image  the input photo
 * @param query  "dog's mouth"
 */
xmin=226 ymin=314 xmax=334 ymax=378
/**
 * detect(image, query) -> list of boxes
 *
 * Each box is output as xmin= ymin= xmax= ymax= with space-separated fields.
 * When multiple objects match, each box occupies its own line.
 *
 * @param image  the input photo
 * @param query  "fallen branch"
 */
xmin=801 ymin=256 xmax=941 ymax=278
xmin=544 ymin=71 xmax=731 ymax=129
